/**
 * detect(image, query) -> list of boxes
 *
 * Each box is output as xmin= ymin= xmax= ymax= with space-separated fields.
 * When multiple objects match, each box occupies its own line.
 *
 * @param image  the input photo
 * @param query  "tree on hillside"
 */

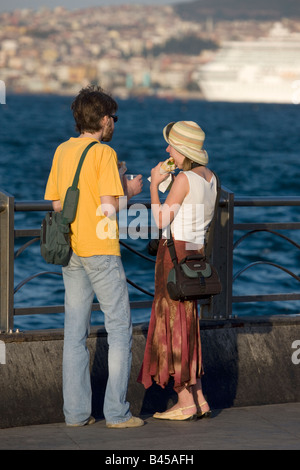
xmin=174 ymin=0 xmax=300 ymax=21
xmin=146 ymin=35 xmax=218 ymax=57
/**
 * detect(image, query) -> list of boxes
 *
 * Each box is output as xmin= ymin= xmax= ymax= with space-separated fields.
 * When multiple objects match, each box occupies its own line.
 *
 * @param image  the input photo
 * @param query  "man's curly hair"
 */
xmin=71 ymin=85 xmax=118 ymax=134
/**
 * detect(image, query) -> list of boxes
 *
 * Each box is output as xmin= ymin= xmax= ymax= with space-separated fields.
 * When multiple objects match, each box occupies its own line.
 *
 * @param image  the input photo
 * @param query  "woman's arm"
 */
xmin=150 ymin=163 xmax=189 ymax=229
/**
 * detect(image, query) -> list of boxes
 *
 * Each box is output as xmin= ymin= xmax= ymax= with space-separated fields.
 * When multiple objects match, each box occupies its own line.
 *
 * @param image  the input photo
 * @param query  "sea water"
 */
xmin=0 ymin=95 xmax=299 ymax=330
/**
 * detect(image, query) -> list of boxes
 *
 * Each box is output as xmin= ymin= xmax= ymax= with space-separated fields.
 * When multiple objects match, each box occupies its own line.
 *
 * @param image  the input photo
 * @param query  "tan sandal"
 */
xmin=197 ymin=401 xmax=212 ymax=419
xmin=153 ymin=405 xmax=197 ymax=421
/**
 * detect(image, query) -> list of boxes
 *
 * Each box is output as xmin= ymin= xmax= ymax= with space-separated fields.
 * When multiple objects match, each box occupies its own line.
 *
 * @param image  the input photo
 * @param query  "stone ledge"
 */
xmin=2 ymin=314 xmax=300 ymax=342
xmin=0 ymin=316 xmax=299 ymax=428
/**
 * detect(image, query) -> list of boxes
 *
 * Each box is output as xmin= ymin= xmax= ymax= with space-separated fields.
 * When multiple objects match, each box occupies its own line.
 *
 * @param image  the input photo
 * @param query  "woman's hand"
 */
xmin=150 ymin=171 xmax=189 ymax=230
xmin=150 ymin=162 xmax=170 ymax=188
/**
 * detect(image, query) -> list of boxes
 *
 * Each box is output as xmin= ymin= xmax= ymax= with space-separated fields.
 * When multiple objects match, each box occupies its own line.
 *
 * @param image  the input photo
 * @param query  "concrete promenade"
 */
xmin=1 ymin=402 xmax=299 ymax=451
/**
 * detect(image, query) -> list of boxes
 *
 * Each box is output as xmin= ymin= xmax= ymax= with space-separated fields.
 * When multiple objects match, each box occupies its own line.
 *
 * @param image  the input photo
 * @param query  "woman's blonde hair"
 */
xmin=182 ymin=157 xmax=204 ymax=171
xmin=182 ymin=157 xmax=193 ymax=171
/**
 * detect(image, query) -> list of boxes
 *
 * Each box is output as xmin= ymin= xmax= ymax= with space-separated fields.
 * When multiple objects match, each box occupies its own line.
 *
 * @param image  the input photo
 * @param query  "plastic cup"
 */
xmin=125 ymin=174 xmax=139 ymax=180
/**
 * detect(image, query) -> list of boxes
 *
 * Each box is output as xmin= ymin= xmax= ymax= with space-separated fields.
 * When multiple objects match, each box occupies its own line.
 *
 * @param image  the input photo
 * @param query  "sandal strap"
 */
xmin=180 ymin=405 xmax=196 ymax=411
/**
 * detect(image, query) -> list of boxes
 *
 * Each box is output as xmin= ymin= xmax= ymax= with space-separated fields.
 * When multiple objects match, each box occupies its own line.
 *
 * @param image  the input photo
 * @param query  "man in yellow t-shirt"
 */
xmin=44 ymin=85 xmax=144 ymax=429
xmin=45 ymin=137 xmax=123 ymax=257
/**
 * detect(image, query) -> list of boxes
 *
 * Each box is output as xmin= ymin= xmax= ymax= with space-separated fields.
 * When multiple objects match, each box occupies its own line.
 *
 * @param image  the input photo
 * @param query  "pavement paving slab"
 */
xmin=0 ymin=403 xmax=299 ymax=452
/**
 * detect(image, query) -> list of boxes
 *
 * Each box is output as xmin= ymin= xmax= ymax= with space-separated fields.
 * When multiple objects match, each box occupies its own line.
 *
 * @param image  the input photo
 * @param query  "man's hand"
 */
xmin=123 ymin=174 xmax=143 ymax=199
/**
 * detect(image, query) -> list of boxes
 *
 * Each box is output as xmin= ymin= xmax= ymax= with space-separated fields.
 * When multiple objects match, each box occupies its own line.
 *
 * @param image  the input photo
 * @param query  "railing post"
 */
xmin=0 ymin=190 xmax=14 ymax=332
xmin=200 ymin=187 xmax=234 ymax=319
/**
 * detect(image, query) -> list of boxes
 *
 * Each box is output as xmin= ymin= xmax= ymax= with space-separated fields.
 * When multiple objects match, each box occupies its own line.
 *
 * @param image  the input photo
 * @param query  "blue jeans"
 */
xmin=62 ymin=253 xmax=132 ymax=425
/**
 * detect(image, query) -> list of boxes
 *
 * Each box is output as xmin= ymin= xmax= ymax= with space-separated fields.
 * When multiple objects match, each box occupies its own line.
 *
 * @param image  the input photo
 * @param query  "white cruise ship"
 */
xmin=196 ymin=23 xmax=300 ymax=104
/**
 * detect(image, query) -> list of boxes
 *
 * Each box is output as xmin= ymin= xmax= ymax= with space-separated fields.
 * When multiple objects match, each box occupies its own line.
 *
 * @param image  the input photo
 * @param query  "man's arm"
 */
xmin=52 ymin=200 xmax=62 ymax=212
xmin=100 ymin=175 xmax=143 ymax=216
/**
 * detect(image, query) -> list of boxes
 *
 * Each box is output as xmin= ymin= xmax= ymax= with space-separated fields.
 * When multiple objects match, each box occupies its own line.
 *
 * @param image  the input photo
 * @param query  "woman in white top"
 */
xmin=138 ymin=121 xmax=217 ymax=421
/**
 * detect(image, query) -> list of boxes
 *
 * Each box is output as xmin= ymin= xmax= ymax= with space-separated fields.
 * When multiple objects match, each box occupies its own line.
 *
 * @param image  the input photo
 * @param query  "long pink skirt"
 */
xmin=138 ymin=238 xmax=203 ymax=391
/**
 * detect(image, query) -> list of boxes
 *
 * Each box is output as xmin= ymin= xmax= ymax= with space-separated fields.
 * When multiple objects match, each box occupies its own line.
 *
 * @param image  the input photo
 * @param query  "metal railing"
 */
xmin=0 ymin=188 xmax=299 ymax=332
xmin=232 ymin=196 xmax=300 ymax=306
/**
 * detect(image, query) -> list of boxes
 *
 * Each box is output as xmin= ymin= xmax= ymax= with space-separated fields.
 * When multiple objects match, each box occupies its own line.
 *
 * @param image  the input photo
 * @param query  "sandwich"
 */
xmin=148 ymin=157 xmax=174 ymax=193
xmin=160 ymin=157 xmax=176 ymax=174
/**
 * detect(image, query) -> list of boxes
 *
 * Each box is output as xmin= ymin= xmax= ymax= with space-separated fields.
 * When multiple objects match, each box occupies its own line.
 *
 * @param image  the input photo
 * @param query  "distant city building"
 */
xmin=0 ymin=6 xmax=299 ymax=102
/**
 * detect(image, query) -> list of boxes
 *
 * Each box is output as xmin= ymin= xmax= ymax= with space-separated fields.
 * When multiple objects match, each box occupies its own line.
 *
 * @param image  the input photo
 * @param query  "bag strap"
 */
xmin=71 ymin=141 xmax=98 ymax=189
xmin=205 ymin=171 xmax=221 ymax=260
xmin=60 ymin=141 xmax=98 ymax=225
xmin=166 ymin=232 xmax=178 ymax=266
xmin=166 ymin=170 xmax=221 ymax=267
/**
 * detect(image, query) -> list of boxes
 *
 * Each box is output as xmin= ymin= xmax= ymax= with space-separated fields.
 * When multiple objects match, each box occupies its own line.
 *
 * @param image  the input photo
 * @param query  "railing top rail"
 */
xmin=11 ymin=195 xmax=300 ymax=212
xmin=13 ymin=199 xmax=153 ymax=212
xmin=14 ymin=200 xmax=53 ymax=211
xmin=234 ymin=196 xmax=300 ymax=207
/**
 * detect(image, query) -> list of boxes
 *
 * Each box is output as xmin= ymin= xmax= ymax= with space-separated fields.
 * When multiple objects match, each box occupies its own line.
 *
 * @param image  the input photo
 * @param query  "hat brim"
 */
xmin=163 ymin=122 xmax=208 ymax=166
xmin=163 ymin=122 xmax=175 ymax=146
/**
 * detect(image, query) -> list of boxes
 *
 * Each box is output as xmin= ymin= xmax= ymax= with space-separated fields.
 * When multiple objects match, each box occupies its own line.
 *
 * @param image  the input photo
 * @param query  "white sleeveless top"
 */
xmin=163 ymin=170 xmax=217 ymax=248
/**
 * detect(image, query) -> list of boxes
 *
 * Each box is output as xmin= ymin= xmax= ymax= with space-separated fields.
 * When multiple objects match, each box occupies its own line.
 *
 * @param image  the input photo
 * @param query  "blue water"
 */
xmin=0 ymin=95 xmax=299 ymax=330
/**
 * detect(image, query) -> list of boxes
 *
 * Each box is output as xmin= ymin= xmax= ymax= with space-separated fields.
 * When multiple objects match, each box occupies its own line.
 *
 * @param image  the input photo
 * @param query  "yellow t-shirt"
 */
xmin=44 ymin=137 xmax=124 ymax=257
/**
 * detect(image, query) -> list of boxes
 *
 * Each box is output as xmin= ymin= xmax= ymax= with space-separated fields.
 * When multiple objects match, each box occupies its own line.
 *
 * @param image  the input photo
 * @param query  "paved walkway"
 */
xmin=0 ymin=403 xmax=299 ymax=451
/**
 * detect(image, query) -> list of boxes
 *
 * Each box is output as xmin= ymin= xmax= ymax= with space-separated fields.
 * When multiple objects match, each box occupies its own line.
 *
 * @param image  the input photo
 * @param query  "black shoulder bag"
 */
xmin=166 ymin=172 xmax=222 ymax=301
xmin=40 ymin=141 xmax=98 ymax=267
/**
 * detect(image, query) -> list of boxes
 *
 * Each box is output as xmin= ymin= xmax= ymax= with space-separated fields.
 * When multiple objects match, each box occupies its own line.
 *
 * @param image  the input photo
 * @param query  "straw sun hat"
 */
xmin=163 ymin=121 xmax=209 ymax=166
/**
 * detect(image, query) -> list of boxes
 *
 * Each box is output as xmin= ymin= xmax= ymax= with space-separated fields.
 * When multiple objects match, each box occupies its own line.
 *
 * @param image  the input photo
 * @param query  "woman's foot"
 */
xmin=153 ymin=404 xmax=197 ymax=421
xmin=192 ymin=379 xmax=211 ymax=419
xmin=197 ymin=401 xmax=211 ymax=419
